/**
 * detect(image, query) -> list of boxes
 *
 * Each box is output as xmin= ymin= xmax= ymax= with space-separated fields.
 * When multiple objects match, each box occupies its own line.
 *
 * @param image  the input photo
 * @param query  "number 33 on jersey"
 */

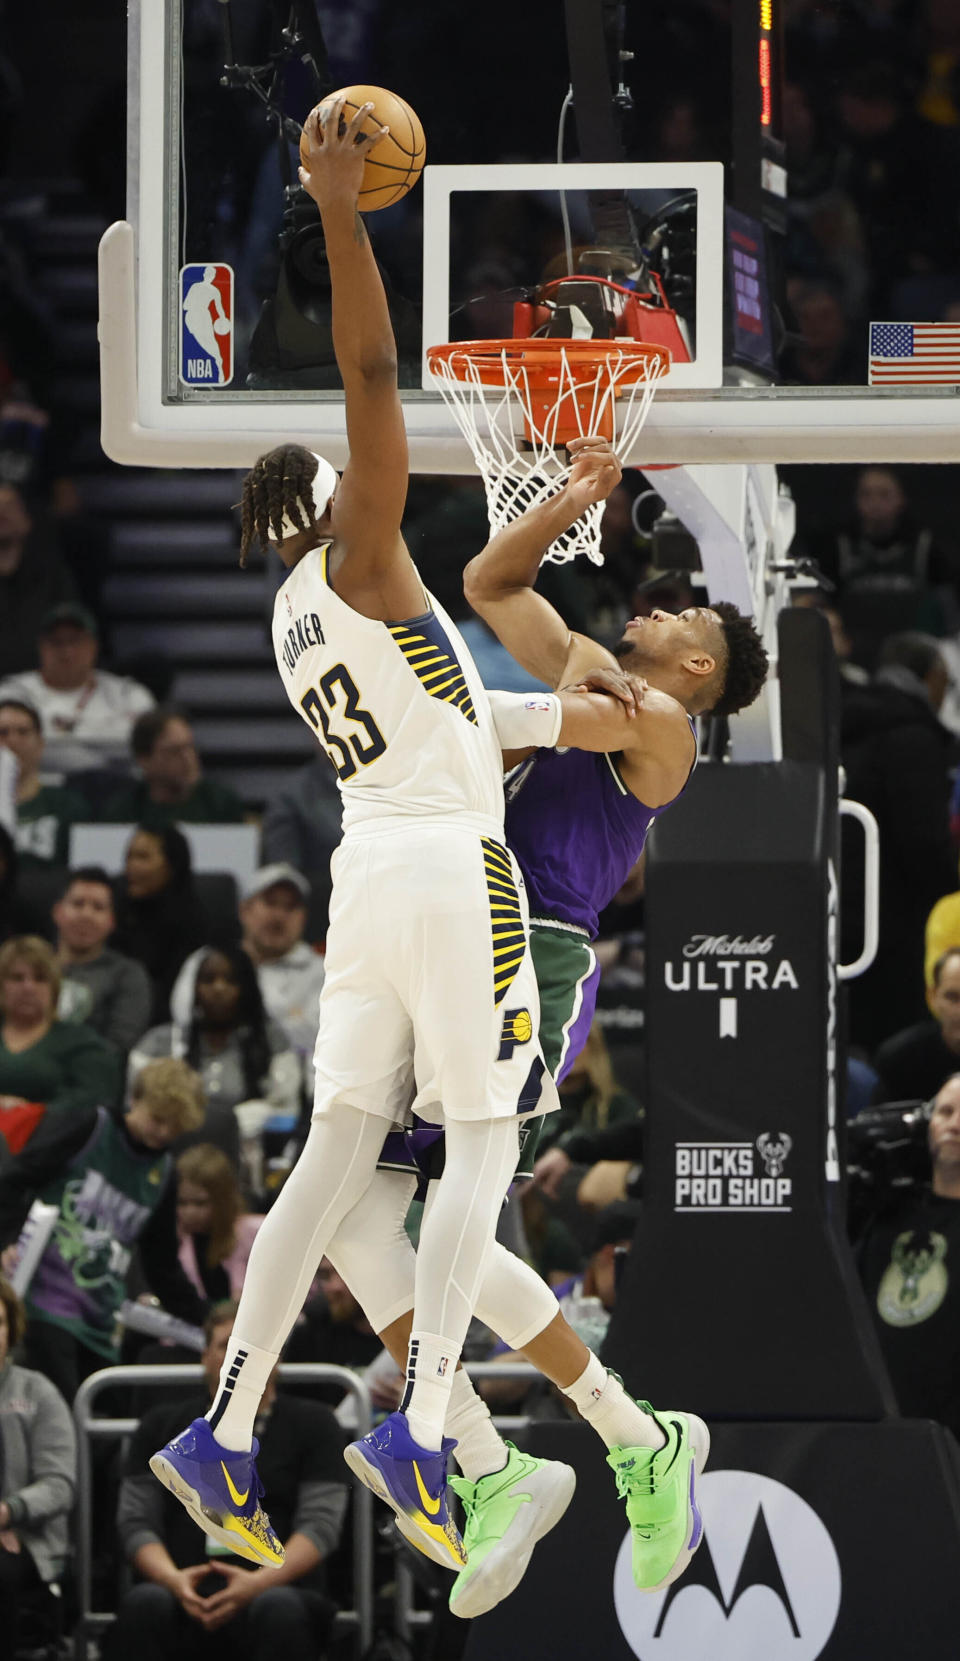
xmin=272 ymin=542 xmax=506 ymax=836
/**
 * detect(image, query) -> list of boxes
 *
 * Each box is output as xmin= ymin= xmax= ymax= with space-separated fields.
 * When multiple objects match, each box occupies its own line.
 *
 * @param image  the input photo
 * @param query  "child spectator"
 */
xmin=176 ymin=1143 xmax=263 ymax=1302
xmin=0 ymin=1057 xmax=207 ymax=1400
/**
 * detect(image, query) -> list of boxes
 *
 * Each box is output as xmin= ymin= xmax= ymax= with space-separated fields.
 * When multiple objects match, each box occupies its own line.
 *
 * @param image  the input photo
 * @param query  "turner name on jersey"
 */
xmin=271 ymin=543 xmax=505 ymax=833
xmin=278 ymin=610 xmax=326 ymax=673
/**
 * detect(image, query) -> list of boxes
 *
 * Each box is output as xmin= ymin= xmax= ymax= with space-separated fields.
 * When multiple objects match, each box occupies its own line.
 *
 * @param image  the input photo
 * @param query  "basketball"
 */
xmin=300 ymin=85 xmax=426 ymax=213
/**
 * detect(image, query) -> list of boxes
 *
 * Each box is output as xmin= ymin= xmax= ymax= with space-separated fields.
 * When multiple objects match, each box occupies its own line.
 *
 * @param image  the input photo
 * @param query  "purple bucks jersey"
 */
xmin=504 ymin=732 xmax=696 ymax=939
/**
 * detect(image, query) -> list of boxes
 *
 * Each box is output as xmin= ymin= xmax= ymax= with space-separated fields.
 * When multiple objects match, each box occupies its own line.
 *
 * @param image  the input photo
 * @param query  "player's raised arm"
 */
xmin=557 ymin=684 xmax=695 ymax=807
xmin=488 ymin=678 xmax=692 ymax=808
xmin=463 ymin=436 xmax=624 ymax=688
xmin=298 ymin=96 xmax=421 ymax=616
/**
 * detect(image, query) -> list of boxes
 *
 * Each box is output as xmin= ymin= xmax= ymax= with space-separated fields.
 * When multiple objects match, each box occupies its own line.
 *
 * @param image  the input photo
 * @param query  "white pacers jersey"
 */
xmin=272 ymin=543 xmax=505 ymax=835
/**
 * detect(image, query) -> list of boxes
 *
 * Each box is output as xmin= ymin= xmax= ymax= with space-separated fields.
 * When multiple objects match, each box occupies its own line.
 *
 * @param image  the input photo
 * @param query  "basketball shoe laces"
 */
xmin=609 ymin=1447 xmax=664 ymax=1541
xmin=449 ymin=1450 xmax=531 ymax=1552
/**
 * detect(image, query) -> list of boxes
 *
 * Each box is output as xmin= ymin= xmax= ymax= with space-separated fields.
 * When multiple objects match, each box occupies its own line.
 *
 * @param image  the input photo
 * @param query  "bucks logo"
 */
xmin=877 ymin=1228 xmax=948 ymax=1326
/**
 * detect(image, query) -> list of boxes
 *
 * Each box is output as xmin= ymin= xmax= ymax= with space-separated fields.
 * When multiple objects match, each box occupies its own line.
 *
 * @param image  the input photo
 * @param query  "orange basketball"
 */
xmin=300 ymin=85 xmax=426 ymax=212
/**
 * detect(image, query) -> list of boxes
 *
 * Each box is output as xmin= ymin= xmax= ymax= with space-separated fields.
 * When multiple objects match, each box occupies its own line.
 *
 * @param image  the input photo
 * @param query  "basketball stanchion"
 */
xmin=426 ymin=337 xmax=670 ymax=564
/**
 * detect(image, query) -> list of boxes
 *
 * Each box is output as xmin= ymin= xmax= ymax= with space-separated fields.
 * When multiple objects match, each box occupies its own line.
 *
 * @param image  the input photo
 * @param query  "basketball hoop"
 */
xmin=426 ymin=337 xmax=670 ymax=564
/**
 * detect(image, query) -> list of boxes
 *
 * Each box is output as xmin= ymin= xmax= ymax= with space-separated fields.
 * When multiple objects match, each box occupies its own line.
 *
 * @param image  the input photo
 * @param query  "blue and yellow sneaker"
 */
xmin=344 ymin=1410 xmax=466 ymax=1568
xmin=149 ymin=1417 xmax=284 ymax=1568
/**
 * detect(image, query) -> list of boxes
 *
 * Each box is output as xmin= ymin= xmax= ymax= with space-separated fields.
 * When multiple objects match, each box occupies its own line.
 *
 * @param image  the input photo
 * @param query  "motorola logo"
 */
xmin=613 ymin=1470 xmax=841 ymax=1661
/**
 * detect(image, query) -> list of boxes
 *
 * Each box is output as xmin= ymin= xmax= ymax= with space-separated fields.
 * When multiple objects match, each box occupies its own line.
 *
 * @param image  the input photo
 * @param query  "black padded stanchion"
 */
xmin=602 ymin=608 xmax=895 ymax=1418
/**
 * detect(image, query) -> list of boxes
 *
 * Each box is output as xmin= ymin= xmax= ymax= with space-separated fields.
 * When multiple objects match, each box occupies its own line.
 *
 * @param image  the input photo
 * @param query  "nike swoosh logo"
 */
xmin=412 ymin=1460 xmax=441 ymax=1516
xmin=221 ymin=1462 xmax=250 ymax=1507
xmin=656 ymin=1420 xmax=686 ymax=1480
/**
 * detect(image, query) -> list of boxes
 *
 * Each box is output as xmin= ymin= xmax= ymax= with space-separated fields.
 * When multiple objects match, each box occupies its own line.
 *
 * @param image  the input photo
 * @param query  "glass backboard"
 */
xmin=102 ymin=0 xmax=960 ymax=466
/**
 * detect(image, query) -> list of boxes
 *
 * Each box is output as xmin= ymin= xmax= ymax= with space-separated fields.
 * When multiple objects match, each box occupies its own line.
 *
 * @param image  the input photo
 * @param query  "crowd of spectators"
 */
xmin=774 ymin=1 xmax=960 ymax=376
xmin=0 ymin=443 xmax=661 ymax=1653
xmin=1 ymin=438 xmax=960 ymax=1655
xmin=5 ymin=3 xmax=960 ymax=1650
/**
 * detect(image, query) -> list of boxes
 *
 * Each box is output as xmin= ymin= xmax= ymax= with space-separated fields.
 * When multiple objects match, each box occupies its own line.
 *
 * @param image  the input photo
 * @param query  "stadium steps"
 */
xmin=109 ymin=522 xmax=240 ymax=564
xmin=103 ymin=572 xmax=267 ymax=617
xmin=171 ymin=669 xmax=289 ymax=709
xmin=110 ymin=621 xmax=276 ymax=664
xmin=2 ymin=179 xmax=309 ymax=811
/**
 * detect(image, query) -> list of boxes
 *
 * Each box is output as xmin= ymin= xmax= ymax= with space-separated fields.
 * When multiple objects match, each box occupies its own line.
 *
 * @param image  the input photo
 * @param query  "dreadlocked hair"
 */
xmin=707 ymin=600 xmax=769 ymax=718
xmin=238 ymin=444 xmax=319 ymax=567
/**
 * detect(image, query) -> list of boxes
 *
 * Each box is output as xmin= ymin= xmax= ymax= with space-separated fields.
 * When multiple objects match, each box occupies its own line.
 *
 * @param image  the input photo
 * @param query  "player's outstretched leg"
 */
xmin=344 ymin=1118 xmax=522 ymax=1568
xmin=329 ymin=1169 xmax=577 ymax=1602
xmin=477 ymin=1257 xmax=710 ymax=1592
xmin=151 ymin=1103 xmax=388 ymax=1560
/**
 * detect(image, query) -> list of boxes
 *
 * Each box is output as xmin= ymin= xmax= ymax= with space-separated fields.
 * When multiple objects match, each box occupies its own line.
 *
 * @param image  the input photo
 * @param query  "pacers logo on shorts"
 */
xmin=180 ymin=263 xmax=234 ymax=387
xmin=498 ymin=1006 xmax=533 ymax=1061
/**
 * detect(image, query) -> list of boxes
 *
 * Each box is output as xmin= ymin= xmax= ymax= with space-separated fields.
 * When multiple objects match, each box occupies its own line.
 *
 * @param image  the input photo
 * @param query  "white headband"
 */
xmin=278 ymin=451 xmax=338 ymax=538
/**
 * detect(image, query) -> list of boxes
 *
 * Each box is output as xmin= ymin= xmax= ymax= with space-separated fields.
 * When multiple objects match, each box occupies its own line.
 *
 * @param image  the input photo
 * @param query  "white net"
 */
xmin=427 ymin=340 xmax=669 ymax=564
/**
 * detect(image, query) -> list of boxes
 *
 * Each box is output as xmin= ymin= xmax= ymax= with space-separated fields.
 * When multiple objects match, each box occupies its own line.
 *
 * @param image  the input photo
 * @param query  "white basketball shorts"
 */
xmin=311 ymin=823 xmax=558 ymax=1125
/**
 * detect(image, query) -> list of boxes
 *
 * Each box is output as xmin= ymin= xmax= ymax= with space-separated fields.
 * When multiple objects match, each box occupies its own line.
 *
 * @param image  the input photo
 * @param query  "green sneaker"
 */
xmin=607 ymin=1400 xmax=710 ymax=1592
xmin=447 ymin=1444 xmax=576 ymax=1620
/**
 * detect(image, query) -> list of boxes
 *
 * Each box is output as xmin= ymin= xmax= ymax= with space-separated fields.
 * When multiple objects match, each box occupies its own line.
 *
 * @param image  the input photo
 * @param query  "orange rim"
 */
xmin=427 ymin=337 xmax=671 ymax=388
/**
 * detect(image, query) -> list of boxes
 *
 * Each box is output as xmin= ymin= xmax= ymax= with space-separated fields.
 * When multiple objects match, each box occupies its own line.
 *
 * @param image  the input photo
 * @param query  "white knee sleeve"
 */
xmin=326 ymin=1127 xmax=559 ymax=1353
xmin=327 ymin=1169 xmax=418 ymax=1333
xmin=473 ymin=1240 xmax=561 ymax=1350
xmin=229 ymin=1102 xmax=388 ymax=1356
xmin=415 ymin=1116 xmax=519 ymax=1345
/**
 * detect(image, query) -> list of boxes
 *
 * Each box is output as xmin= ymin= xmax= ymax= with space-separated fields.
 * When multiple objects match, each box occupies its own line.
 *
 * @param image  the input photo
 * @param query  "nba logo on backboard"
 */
xmin=179 ymin=263 xmax=234 ymax=387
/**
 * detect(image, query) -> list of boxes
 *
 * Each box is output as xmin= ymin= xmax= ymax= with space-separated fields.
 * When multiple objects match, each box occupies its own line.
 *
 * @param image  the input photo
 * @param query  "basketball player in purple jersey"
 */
xmin=326 ymin=437 xmax=769 ymax=1616
xmin=479 ymin=435 xmax=770 ymax=1102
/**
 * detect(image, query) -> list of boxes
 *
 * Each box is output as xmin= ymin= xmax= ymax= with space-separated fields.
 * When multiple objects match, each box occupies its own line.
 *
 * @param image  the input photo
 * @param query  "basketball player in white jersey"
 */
xmin=149 ymin=94 xmax=635 ymax=1573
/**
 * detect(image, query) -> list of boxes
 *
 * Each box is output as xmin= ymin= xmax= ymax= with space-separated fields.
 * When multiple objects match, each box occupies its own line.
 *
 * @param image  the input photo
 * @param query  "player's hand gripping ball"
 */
xmin=300 ymin=85 xmax=426 ymax=211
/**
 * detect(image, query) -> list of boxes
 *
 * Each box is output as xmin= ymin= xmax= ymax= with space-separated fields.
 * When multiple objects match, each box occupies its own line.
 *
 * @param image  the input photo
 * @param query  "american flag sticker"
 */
xmin=868 ymin=322 xmax=960 ymax=386
xmin=179 ymin=263 xmax=234 ymax=387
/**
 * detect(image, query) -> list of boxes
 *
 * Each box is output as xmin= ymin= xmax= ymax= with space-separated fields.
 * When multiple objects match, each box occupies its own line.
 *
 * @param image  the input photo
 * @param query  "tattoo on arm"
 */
xmin=353 ymin=211 xmax=368 ymax=246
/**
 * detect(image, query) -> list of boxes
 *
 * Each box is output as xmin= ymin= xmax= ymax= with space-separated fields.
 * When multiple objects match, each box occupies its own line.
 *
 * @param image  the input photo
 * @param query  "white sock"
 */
xmin=201 ymin=1104 xmax=387 ymax=1451
xmin=445 ymin=1367 xmax=509 ymax=1483
xmin=402 ymin=1330 xmax=461 ymax=1451
xmin=205 ymin=1338 xmax=277 ymax=1451
xmin=561 ymin=1354 xmax=666 ymax=1453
